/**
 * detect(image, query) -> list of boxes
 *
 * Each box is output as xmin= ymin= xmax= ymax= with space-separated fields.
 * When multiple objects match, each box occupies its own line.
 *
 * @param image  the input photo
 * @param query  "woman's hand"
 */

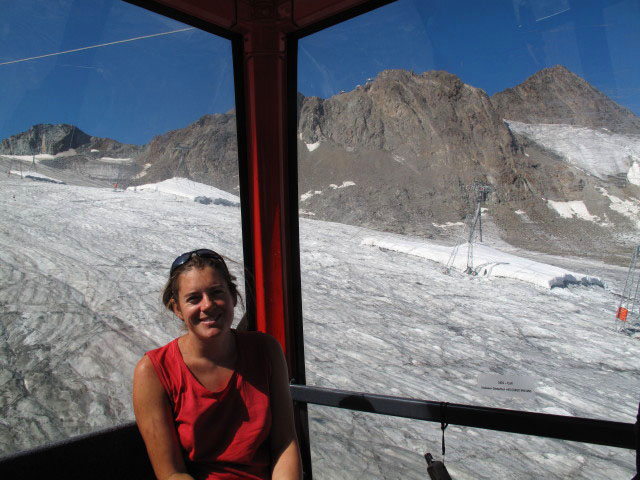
xmin=133 ymin=355 xmax=195 ymax=480
xmin=264 ymin=336 xmax=303 ymax=480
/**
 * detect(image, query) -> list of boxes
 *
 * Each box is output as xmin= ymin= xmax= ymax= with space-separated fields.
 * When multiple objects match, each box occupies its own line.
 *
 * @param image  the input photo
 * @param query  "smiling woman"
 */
xmin=133 ymin=250 xmax=302 ymax=480
xmin=169 ymin=263 xmax=237 ymax=341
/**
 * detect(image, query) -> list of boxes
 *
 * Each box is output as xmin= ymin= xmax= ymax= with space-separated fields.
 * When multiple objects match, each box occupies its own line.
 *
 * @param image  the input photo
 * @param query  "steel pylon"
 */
xmin=616 ymin=245 xmax=640 ymax=333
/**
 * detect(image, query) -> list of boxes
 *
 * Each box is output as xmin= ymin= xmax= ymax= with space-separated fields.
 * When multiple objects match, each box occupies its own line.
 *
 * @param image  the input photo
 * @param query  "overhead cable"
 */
xmin=0 ymin=27 xmax=194 ymax=67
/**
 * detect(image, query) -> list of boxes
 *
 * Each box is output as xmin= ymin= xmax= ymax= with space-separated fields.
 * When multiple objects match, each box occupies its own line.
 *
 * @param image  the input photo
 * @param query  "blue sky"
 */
xmin=1 ymin=0 xmax=639 ymax=145
xmin=299 ymin=0 xmax=640 ymax=111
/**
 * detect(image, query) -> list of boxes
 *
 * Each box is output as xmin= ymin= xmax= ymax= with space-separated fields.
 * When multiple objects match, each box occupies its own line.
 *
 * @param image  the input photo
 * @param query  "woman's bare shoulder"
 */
xmin=135 ymin=353 xmax=155 ymax=375
xmin=133 ymin=354 xmax=165 ymax=393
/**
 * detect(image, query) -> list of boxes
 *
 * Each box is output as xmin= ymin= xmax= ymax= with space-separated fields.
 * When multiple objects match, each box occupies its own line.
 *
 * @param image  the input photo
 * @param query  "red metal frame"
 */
xmin=123 ymin=2 xmax=398 ymax=477
xmin=142 ymin=0 xmax=394 ymax=362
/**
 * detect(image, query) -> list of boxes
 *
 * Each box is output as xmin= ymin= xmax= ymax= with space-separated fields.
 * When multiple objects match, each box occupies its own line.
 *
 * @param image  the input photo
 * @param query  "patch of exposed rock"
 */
xmin=295 ymin=67 xmax=640 ymax=260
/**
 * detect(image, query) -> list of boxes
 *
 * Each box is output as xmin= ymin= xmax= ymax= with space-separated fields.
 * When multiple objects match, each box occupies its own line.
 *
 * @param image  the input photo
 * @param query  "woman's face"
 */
xmin=172 ymin=265 xmax=237 ymax=340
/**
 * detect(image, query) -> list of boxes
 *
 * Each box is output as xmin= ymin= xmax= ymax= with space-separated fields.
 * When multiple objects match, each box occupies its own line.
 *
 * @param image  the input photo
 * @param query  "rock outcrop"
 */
xmin=0 ymin=124 xmax=92 ymax=155
xmin=296 ymin=69 xmax=571 ymax=237
xmin=130 ymin=113 xmax=239 ymax=194
xmin=491 ymin=65 xmax=640 ymax=134
xmin=295 ymin=66 xmax=640 ymax=259
xmin=0 ymin=124 xmax=144 ymax=184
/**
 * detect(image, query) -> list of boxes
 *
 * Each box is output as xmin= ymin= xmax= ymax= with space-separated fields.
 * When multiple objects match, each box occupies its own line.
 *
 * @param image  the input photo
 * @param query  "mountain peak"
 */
xmin=0 ymin=123 xmax=92 ymax=155
xmin=534 ymin=64 xmax=573 ymax=77
xmin=491 ymin=65 xmax=640 ymax=134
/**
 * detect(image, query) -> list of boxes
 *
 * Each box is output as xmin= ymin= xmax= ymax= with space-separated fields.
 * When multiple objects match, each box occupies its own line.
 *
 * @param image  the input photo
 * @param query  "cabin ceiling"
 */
xmin=140 ymin=0 xmax=394 ymax=34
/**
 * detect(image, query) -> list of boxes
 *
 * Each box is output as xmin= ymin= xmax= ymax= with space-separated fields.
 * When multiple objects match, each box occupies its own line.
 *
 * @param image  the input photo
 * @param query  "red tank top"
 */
xmin=146 ymin=331 xmax=272 ymax=480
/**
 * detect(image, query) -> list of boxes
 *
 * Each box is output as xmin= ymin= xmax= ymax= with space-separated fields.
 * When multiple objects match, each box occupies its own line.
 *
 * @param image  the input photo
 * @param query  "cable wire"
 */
xmin=0 ymin=27 xmax=194 ymax=67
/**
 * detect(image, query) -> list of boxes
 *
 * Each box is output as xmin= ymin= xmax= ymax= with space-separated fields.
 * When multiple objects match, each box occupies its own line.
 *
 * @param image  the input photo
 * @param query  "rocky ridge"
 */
xmin=130 ymin=112 xmax=239 ymax=194
xmin=294 ymin=67 xmax=639 ymax=262
xmin=2 ymin=66 xmax=640 ymax=261
xmin=491 ymin=65 xmax=640 ymax=134
xmin=296 ymin=69 xmax=528 ymax=235
xmin=0 ymin=123 xmax=142 ymax=158
xmin=0 ymin=124 xmax=143 ymax=185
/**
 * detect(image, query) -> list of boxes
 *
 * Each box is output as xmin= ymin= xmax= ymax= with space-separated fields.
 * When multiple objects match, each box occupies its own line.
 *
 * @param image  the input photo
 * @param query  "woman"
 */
xmin=133 ymin=249 xmax=302 ymax=480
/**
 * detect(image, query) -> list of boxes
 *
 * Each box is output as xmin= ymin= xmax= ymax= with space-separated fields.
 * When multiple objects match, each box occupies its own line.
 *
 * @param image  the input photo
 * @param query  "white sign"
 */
xmin=477 ymin=374 xmax=536 ymax=399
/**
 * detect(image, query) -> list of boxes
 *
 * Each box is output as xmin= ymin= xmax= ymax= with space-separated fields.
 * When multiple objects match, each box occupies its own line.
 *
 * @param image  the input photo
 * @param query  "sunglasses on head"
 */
xmin=170 ymin=249 xmax=224 ymax=275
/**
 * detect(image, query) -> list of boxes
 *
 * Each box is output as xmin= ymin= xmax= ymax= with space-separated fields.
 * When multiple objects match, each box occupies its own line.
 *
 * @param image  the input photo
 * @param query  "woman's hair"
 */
xmin=162 ymin=252 xmax=241 ymax=311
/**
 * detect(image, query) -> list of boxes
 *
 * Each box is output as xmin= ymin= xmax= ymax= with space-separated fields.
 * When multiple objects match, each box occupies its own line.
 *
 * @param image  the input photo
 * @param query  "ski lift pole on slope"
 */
xmin=465 ymin=203 xmax=481 ymax=274
xmin=7 ymin=157 xmax=22 ymax=178
xmin=175 ymin=144 xmax=191 ymax=179
xmin=616 ymin=245 xmax=640 ymax=330
xmin=444 ymin=240 xmax=461 ymax=274
xmin=464 ymin=183 xmax=492 ymax=274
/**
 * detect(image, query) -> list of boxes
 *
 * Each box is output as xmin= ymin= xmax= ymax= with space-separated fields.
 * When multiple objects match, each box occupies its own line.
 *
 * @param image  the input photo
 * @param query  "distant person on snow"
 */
xmin=133 ymin=249 xmax=302 ymax=480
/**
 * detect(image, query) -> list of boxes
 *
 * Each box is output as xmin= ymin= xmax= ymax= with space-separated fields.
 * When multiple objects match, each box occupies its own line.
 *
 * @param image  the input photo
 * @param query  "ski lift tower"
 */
xmin=465 ymin=182 xmax=493 ymax=274
xmin=174 ymin=144 xmax=191 ymax=179
xmin=616 ymin=245 xmax=640 ymax=332
xmin=32 ymin=131 xmax=46 ymax=172
xmin=6 ymin=143 xmax=23 ymax=178
xmin=7 ymin=157 xmax=23 ymax=178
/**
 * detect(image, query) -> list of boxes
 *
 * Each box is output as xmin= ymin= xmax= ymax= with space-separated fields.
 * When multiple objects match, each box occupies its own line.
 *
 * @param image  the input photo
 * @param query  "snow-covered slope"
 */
xmin=0 ymin=175 xmax=638 ymax=479
xmin=128 ymin=177 xmax=240 ymax=204
xmin=9 ymin=170 xmax=66 ymax=184
xmin=361 ymin=237 xmax=604 ymax=289
xmin=506 ymin=121 xmax=640 ymax=183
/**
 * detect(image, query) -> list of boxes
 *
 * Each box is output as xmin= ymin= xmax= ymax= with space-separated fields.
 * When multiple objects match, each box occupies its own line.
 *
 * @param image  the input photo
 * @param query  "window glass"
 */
xmin=298 ymin=0 xmax=640 ymax=477
xmin=0 ymin=0 xmax=242 ymax=454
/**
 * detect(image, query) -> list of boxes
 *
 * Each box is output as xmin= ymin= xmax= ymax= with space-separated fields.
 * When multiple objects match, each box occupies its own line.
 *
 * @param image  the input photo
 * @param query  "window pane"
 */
xmin=0 ymin=0 xmax=242 ymax=455
xmin=308 ymin=404 xmax=632 ymax=480
xmin=298 ymin=0 xmax=639 ymax=477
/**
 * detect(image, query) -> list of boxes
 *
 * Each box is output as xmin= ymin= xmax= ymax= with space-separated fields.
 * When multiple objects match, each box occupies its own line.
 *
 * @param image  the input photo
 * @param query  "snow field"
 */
xmin=360 ymin=237 xmax=604 ymax=289
xmin=300 ymin=181 xmax=356 ymax=202
xmin=506 ymin=121 xmax=640 ymax=181
xmin=128 ymin=177 xmax=240 ymax=203
xmin=546 ymin=200 xmax=600 ymax=223
xmin=0 ymin=176 xmax=637 ymax=479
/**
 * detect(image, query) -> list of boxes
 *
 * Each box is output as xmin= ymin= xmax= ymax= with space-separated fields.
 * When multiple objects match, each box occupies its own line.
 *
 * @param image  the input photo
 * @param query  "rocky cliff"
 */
xmin=491 ymin=65 xmax=640 ymax=134
xmin=0 ymin=124 xmax=92 ymax=155
xmin=0 ymin=124 xmax=143 ymax=185
xmin=0 ymin=123 xmax=142 ymax=157
xmin=130 ymin=112 xmax=239 ymax=194
xmin=295 ymin=66 xmax=640 ymax=260
xmin=297 ymin=69 xmax=592 ymax=237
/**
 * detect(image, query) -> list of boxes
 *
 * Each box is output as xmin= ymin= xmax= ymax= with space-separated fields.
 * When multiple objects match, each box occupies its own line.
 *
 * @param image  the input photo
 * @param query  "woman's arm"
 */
xmin=133 ymin=355 xmax=195 ymax=480
xmin=264 ymin=336 xmax=303 ymax=480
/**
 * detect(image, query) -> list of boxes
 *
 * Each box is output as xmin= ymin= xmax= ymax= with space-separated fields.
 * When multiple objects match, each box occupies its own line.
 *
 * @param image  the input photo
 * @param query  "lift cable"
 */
xmin=0 ymin=27 xmax=193 ymax=67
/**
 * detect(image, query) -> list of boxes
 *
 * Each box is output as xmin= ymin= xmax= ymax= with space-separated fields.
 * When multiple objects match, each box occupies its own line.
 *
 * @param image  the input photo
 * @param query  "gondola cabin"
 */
xmin=0 ymin=0 xmax=638 ymax=478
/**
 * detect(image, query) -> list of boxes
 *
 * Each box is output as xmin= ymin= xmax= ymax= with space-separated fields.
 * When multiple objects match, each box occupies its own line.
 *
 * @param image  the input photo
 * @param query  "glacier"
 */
xmin=0 ymin=170 xmax=638 ymax=479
